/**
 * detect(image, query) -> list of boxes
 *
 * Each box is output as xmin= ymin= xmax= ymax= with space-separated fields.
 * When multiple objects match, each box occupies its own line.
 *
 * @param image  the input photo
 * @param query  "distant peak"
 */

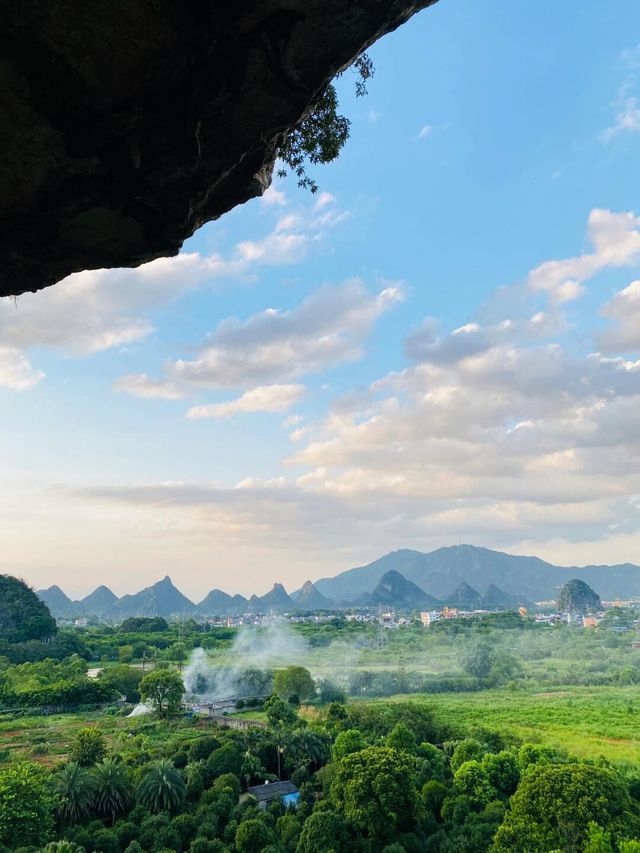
xmin=380 ymin=569 xmax=404 ymax=580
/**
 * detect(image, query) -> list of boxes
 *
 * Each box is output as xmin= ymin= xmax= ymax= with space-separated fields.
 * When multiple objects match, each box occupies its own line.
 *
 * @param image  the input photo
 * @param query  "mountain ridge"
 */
xmin=353 ymin=570 xmax=440 ymax=609
xmin=36 ymin=585 xmax=80 ymax=619
xmin=113 ymin=575 xmax=195 ymax=620
xmin=291 ymin=581 xmax=336 ymax=611
xmin=35 ymin=545 xmax=640 ymax=620
xmin=313 ymin=545 xmax=640 ymax=601
xmin=81 ymin=585 xmax=119 ymax=618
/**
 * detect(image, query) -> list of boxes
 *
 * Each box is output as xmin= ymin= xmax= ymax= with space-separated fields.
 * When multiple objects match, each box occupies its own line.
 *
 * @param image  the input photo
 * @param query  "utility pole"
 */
xmin=377 ymin=604 xmax=387 ymax=651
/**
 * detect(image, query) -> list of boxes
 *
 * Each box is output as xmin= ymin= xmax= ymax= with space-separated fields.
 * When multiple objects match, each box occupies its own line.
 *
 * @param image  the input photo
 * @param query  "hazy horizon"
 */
xmin=24 ymin=541 xmax=640 ymax=601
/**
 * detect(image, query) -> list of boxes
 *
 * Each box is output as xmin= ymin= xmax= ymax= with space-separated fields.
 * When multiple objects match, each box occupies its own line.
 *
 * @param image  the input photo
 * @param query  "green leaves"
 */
xmin=70 ymin=727 xmax=106 ymax=767
xmin=492 ymin=763 xmax=640 ymax=851
xmin=137 ymin=759 xmax=186 ymax=814
xmin=52 ymin=761 xmax=96 ymax=823
xmin=273 ymin=666 xmax=316 ymax=703
xmin=0 ymin=576 xmax=57 ymax=644
xmin=0 ymin=761 xmax=53 ymax=847
xmin=92 ymin=757 xmax=133 ymax=823
xmin=139 ymin=668 xmax=185 ymax=717
xmin=330 ymin=746 xmax=420 ymax=841
xmin=276 ymin=53 xmax=374 ymax=193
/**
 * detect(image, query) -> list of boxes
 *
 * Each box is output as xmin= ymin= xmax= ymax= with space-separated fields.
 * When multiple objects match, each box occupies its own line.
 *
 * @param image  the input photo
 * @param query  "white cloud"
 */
xmin=621 ymin=43 xmax=640 ymax=69
xmin=405 ymin=317 xmax=507 ymax=364
xmin=0 ymin=251 xmax=241 ymax=396
xmin=289 ymin=426 xmax=311 ymax=442
xmin=96 ymin=207 xmax=640 ymax=559
xmin=283 ymin=414 xmax=304 ymax=428
xmin=1 ymin=251 xmax=257 ymax=358
xmin=59 ymin=283 xmax=640 ymax=573
xmin=602 ymin=97 xmax=640 ymax=141
xmin=315 ymin=192 xmax=335 ymax=210
xmin=236 ymin=232 xmax=307 ymax=265
xmin=602 ymin=46 xmax=640 ymax=142
xmin=261 ymin=185 xmax=287 ymax=206
xmin=271 ymin=281 xmax=640 ymax=550
xmin=411 ymin=123 xmax=452 ymax=142
xmin=1 ymin=190 xmax=349 ymax=390
xmin=526 ymin=208 xmax=640 ymax=304
xmin=121 ymin=279 xmax=404 ymax=394
xmin=186 ymin=384 xmax=305 ymax=420
xmin=0 ymin=347 xmax=44 ymax=390
xmin=598 ymin=280 xmax=640 ymax=352
xmin=113 ymin=374 xmax=184 ymax=400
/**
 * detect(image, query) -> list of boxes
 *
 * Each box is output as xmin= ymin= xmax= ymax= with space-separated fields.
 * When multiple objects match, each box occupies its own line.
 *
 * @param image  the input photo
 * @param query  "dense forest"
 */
xmin=1 ymin=692 xmax=640 ymax=852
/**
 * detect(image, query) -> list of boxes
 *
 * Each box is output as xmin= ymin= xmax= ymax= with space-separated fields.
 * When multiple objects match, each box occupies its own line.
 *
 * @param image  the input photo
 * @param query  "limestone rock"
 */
xmin=0 ymin=0 xmax=437 ymax=296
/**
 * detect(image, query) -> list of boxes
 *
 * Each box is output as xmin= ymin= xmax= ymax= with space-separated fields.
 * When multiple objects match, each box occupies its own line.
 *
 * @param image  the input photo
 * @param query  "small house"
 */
xmin=247 ymin=781 xmax=299 ymax=810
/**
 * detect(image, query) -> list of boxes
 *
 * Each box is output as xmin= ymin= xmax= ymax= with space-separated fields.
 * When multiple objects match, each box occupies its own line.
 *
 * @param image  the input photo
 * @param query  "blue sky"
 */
xmin=2 ymin=0 xmax=640 ymax=598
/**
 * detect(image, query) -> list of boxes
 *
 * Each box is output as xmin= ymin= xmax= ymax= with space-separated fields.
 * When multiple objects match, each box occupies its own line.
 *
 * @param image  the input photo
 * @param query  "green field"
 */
xmin=0 ymin=711 xmax=210 ymax=768
xmin=3 ymin=683 xmax=638 ymax=772
xmin=369 ymin=686 xmax=640 ymax=765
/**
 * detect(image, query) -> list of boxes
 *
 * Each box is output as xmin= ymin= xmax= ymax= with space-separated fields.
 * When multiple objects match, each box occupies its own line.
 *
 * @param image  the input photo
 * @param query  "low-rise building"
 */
xmin=246 ymin=781 xmax=299 ymax=810
xmin=442 ymin=607 xmax=459 ymax=619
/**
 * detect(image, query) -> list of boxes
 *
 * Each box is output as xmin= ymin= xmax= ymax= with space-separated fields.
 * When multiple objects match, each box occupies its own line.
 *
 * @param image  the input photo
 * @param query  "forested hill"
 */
xmin=313 ymin=545 xmax=640 ymax=602
xmin=0 ymin=575 xmax=57 ymax=642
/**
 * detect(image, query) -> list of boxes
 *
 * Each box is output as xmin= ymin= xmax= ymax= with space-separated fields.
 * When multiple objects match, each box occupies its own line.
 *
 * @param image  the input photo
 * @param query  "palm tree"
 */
xmin=92 ymin=757 xmax=133 ymax=824
xmin=284 ymin=729 xmax=332 ymax=773
xmin=137 ymin=759 xmax=186 ymax=814
xmin=42 ymin=843 xmax=85 ymax=853
xmin=241 ymin=751 xmax=266 ymax=788
xmin=52 ymin=761 xmax=96 ymax=824
xmin=241 ymin=728 xmax=266 ymax=755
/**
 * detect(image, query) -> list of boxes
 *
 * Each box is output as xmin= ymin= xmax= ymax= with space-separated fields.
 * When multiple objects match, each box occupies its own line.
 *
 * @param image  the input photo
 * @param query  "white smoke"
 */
xmin=183 ymin=624 xmax=310 ymax=703
xmin=231 ymin=623 xmax=309 ymax=665
xmin=128 ymin=701 xmax=153 ymax=717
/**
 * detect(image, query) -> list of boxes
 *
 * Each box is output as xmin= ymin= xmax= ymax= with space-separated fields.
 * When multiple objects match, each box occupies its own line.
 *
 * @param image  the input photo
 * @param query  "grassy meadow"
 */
xmin=371 ymin=685 xmax=640 ymax=765
xmin=2 ymin=683 xmax=638 ymax=772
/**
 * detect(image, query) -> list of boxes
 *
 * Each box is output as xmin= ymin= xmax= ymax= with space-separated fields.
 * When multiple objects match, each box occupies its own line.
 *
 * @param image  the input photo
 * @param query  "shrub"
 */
xmin=188 ymin=737 xmax=220 ymax=763
xmin=208 ymin=746 xmax=242 ymax=778
xmin=70 ymin=728 xmax=107 ymax=767
xmin=0 ymin=761 xmax=53 ymax=848
xmin=449 ymin=739 xmax=486 ymax=773
xmin=235 ymin=819 xmax=274 ymax=853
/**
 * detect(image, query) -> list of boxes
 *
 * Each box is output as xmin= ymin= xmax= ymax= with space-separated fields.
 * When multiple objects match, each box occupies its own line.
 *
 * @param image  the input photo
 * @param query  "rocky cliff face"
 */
xmin=0 ymin=0 xmax=437 ymax=297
